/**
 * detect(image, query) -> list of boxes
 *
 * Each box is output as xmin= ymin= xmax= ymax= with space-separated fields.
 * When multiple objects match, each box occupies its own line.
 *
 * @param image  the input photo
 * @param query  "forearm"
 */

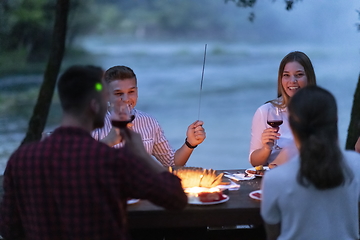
xmin=250 ymin=147 xmax=272 ymax=166
xmin=138 ymin=152 xmax=168 ymax=174
xmin=174 ymin=144 xmax=194 ymax=166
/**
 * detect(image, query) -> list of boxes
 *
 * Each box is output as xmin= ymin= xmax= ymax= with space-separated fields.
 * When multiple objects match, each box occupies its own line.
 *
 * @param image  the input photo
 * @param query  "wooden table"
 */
xmin=127 ymin=169 xmax=263 ymax=230
xmin=0 ymin=170 xmax=266 ymax=240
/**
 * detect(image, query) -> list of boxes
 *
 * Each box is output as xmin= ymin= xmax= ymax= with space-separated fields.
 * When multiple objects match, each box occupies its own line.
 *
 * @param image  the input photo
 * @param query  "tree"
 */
xmin=21 ymin=0 xmax=69 ymax=144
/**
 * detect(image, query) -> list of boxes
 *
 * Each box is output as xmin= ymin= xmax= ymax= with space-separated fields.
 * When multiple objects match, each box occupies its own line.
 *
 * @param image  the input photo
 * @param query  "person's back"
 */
xmin=262 ymin=151 xmax=360 ymax=240
xmin=261 ymin=85 xmax=360 ymax=240
xmin=0 ymin=65 xmax=187 ymax=240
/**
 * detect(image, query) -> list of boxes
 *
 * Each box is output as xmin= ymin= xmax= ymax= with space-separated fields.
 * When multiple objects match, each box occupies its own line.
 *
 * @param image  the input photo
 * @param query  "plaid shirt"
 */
xmin=0 ymin=127 xmax=187 ymax=240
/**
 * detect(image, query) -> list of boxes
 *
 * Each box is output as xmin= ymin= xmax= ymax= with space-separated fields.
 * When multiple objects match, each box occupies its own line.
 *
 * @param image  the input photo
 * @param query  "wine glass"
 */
xmin=109 ymin=100 xmax=135 ymax=128
xmin=267 ymin=106 xmax=283 ymax=150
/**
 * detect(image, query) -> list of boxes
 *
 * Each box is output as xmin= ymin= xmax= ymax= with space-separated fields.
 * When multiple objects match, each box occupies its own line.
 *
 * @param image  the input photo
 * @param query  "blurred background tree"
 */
xmin=21 ymin=0 xmax=69 ymax=144
xmin=0 ymin=0 xmax=98 ymax=68
xmin=0 ymin=0 xmax=55 ymax=62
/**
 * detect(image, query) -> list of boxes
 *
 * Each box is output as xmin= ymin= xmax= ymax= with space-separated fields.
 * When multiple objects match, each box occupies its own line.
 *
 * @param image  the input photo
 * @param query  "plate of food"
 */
xmin=127 ymin=199 xmax=140 ymax=205
xmin=187 ymin=192 xmax=229 ymax=205
xmin=249 ymin=190 xmax=262 ymax=201
xmin=245 ymin=165 xmax=269 ymax=177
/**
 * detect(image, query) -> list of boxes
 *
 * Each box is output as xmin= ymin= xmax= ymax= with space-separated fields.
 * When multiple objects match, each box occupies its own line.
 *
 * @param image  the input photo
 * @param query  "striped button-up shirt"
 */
xmin=92 ymin=109 xmax=176 ymax=166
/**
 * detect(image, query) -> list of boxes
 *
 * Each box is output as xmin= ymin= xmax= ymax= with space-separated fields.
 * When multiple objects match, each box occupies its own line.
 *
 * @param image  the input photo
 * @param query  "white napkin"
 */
xmin=224 ymin=173 xmax=255 ymax=181
xmin=218 ymin=180 xmax=240 ymax=191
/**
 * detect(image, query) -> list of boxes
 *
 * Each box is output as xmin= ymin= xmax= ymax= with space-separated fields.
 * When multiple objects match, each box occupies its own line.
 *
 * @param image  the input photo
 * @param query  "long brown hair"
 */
xmin=271 ymin=51 xmax=317 ymax=108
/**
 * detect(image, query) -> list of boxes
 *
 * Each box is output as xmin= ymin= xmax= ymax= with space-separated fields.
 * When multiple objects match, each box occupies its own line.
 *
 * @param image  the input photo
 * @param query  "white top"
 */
xmin=249 ymin=102 xmax=294 ymax=164
xmin=92 ymin=109 xmax=175 ymax=166
xmin=261 ymin=151 xmax=360 ymax=240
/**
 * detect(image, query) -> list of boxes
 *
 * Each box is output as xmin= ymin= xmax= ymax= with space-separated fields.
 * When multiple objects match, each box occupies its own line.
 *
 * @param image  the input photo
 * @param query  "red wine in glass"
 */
xmin=267 ymin=107 xmax=283 ymax=149
xmin=110 ymin=101 xmax=135 ymax=128
xmin=267 ymin=120 xmax=283 ymax=128
xmin=111 ymin=115 xmax=135 ymax=128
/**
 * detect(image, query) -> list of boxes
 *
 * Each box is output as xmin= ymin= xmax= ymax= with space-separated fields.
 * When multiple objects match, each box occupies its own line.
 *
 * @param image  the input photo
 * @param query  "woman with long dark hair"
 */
xmin=261 ymin=85 xmax=360 ymax=240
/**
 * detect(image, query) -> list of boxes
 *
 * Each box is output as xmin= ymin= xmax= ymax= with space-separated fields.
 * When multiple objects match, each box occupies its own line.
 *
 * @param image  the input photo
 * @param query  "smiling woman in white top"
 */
xmin=249 ymin=51 xmax=317 ymax=167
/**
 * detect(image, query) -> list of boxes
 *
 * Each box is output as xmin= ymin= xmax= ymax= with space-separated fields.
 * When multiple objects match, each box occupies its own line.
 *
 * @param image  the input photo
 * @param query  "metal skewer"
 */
xmin=197 ymin=44 xmax=207 ymax=120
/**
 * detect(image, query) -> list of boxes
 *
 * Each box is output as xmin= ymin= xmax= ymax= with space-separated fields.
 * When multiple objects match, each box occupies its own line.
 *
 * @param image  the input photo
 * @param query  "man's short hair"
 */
xmin=57 ymin=65 xmax=104 ymax=113
xmin=104 ymin=65 xmax=137 ymax=84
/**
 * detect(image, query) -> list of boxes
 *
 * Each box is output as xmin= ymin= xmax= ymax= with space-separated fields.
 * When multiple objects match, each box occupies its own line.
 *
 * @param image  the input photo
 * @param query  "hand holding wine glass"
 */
xmin=267 ymin=106 xmax=283 ymax=150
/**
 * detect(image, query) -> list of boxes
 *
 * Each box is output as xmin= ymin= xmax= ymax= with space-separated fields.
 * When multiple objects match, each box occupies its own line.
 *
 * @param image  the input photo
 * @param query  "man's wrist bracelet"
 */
xmin=185 ymin=138 xmax=198 ymax=149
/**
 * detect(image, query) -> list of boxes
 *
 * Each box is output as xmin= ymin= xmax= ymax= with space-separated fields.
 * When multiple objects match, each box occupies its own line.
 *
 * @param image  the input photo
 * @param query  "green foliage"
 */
xmin=0 ymin=0 xmax=97 ymax=63
xmin=0 ymin=0 xmax=55 ymax=62
xmin=11 ymin=0 xmax=49 ymax=26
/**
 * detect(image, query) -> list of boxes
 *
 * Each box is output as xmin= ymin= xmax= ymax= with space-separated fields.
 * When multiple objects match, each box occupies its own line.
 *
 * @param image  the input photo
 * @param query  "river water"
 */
xmin=1 ymin=39 xmax=359 ymax=174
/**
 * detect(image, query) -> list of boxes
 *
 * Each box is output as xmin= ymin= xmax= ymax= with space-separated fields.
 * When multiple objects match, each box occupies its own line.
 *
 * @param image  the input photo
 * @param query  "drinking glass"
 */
xmin=267 ymin=107 xmax=283 ymax=150
xmin=109 ymin=100 xmax=134 ymax=128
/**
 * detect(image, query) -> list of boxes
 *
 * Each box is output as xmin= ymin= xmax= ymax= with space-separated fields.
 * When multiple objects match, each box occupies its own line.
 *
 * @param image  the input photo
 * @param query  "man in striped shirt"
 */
xmin=92 ymin=65 xmax=206 ymax=167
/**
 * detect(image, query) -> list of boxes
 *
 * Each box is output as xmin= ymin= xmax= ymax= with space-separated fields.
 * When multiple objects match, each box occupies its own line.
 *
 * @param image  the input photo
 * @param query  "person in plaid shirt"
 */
xmin=0 ymin=65 xmax=187 ymax=240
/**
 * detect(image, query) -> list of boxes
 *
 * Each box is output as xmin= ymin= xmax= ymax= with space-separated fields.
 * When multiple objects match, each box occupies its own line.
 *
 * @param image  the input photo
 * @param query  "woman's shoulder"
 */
xmin=257 ymin=102 xmax=273 ymax=110
xmin=256 ymin=99 xmax=287 ymax=113
xmin=254 ymin=102 xmax=275 ymax=116
xmin=342 ymin=150 xmax=360 ymax=166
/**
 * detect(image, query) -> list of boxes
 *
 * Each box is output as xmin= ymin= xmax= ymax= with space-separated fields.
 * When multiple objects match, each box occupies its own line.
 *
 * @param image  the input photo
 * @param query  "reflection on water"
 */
xmin=0 ymin=40 xmax=359 ymax=174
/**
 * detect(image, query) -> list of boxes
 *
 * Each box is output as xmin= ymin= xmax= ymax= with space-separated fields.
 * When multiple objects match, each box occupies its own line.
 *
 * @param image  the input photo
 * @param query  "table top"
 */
xmin=0 ymin=169 xmax=264 ymax=230
xmin=127 ymin=169 xmax=264 ymax=229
